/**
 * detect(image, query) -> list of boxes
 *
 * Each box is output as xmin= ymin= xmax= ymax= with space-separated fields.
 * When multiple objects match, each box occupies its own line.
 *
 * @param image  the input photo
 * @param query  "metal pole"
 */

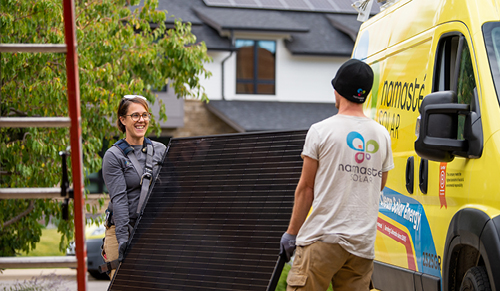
xmin=62 ymin=0 xmax=87 ymax=290
xmin=0 ymin=117 xmax=71 ymax=128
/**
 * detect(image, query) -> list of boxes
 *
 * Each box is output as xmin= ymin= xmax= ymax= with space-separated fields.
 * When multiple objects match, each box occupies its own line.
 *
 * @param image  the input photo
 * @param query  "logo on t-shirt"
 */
xmin=346 ymin=131 xmax=379 ymax=163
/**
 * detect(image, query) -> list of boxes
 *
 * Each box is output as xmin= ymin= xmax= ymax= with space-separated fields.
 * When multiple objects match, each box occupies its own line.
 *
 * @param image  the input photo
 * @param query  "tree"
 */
xmin=0 ymin=0 xmax=211 ymax=256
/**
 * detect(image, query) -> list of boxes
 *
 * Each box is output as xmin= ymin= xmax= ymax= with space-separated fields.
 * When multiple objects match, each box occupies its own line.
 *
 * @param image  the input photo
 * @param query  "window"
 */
xmin=456 ymin=43 xmax=476 ymax=139
xmin=434 ymin=34 xmax=477 ymax=140
xmin=235 ymin=40 xmax=276 ymax=95
xmin=483 ymin=22 xmax=500 ymax=105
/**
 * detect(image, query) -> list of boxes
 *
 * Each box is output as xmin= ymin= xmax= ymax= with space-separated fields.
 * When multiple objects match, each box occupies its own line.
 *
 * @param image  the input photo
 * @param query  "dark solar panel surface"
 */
xmin=109 ymin=130 xmax=307 ymax=291
xmin=204 ymin=0 xmax=361 ymax=13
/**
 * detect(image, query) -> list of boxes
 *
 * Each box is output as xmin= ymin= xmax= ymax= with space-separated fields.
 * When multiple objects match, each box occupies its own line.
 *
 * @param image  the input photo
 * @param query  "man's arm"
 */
xmin=286 ymin=156 xmax=318 ymax=235
xmin=381 ymin=171 xmax=389 ymax=191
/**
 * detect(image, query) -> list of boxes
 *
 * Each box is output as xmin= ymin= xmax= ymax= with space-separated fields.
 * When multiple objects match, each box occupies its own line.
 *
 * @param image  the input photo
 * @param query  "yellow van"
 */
xmin=353 ymin=0 xmax=500 ymax=290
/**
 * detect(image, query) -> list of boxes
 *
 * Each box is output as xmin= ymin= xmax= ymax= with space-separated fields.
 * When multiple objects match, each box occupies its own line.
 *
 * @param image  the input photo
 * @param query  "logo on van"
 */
xmin=347 ymin=131 xmax=379 ymax=163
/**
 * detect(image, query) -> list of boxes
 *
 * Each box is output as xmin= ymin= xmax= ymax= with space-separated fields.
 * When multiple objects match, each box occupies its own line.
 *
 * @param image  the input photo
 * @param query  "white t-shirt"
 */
xmin=296 ymin=114 xmax=394 ymax=259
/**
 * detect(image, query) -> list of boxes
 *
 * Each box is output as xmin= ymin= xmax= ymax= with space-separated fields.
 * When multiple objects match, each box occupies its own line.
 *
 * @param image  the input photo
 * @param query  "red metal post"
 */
xmin=62 ymin=0 xmax=87 ymax=290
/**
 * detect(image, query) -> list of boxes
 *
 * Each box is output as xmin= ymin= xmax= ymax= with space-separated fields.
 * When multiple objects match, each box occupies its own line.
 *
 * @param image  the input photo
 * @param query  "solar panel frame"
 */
xmin=204 ymin=0 xmax=372 ymax=13
xmin=109 ymin=130 xmax=307 ymax=291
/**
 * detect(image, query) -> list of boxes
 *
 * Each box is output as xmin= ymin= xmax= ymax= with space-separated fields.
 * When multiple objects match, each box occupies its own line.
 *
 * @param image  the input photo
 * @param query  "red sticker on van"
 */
xmin=439 ymin=163 xmax=447 ymax=209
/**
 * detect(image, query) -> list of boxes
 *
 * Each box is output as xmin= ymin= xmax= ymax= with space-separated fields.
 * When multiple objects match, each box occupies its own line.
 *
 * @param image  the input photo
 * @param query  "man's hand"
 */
xmin=118 ymin=242 xmax=128 ymax=262
xmin=280 ymin=232 xmax=297 ymax=262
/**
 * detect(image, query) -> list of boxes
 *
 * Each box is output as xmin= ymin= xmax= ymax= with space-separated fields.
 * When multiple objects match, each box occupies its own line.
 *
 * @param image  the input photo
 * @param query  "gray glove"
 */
xmin=118 ymin=242 xmax=128 ymax=262
xmin=280 ymin=232 xmax=297 ymax=262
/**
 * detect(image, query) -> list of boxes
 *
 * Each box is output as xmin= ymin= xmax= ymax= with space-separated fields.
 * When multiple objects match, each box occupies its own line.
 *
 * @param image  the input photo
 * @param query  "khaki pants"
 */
xmin=286 ymin=242 xmax=373 ymax=291
xmin=102 ymin=225 xmax=119 ymax=279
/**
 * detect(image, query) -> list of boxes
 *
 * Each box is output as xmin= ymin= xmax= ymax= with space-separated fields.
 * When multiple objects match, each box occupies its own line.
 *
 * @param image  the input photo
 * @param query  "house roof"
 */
xmin=205 ymin=100 xmax=338 ymax=132
xmin=154 ymin=0 xmax=381 ymax=56
xmin=283 ymin=11 xmax=354 ymax=56
xmin=202 ymin=0 xmax=378 ymax=14
xmin=325 ymin=14 xmax=363 ymax=42
xmin=191 ymin=25 xmax=234 ymax=51
xmin=193 ymin=6 xmax=310 ymax=34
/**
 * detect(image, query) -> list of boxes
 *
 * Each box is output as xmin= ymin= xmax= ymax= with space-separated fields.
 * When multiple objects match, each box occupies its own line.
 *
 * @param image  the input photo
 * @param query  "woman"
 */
xmin=101 ymin=95 xmax=166 ymax=278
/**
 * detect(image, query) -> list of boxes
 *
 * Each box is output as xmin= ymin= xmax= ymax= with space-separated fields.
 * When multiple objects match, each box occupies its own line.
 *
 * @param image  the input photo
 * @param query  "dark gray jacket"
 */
xmin=102 ymin=139 xmax=166 ymax=243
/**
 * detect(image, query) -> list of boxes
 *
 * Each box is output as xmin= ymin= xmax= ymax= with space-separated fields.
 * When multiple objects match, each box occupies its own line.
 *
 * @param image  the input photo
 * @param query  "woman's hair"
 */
xmin=117 ymin=96 xmax=149 ymax=133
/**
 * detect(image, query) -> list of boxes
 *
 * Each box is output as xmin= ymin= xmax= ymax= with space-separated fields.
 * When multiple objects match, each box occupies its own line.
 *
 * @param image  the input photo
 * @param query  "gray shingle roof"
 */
xmin=284 ymin=11 xmax=354 ymax=56
xmin=325 ymin=14 xmax=363 ymax=41
xmin=156 ymin=0 xmax=370 ymax=56
xmin=191 ymin=25 xmax=234 ymax=51
xmin=206 ymin=100 xmax=338 ymax=132
xmin=157 ymin=0 xmax=204 ymax=25
xmin=193 ymin=6 xmax=309 ymax=33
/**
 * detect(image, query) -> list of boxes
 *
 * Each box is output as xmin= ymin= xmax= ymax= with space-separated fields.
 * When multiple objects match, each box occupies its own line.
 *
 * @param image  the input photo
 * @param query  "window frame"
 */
xmin=433 ymin=32 xmax=480 ymax=141
xmin=235 ymin=39 xmax=277 ymax=95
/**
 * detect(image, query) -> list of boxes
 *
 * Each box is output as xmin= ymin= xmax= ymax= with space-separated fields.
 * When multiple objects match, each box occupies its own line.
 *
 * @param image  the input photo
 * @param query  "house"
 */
xmin=87 ymin=0 xmax=387 ymax=198
xmin=145 ymin=0 xmax=383 ymax=138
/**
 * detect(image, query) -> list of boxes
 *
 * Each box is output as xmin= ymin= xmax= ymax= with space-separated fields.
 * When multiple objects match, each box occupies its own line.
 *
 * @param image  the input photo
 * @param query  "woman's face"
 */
xmin=119 ymin=102 xmax=149 ymax=143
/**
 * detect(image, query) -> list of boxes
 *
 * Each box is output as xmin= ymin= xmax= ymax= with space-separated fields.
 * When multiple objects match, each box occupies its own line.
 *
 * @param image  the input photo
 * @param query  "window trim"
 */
xmin=235 ymin=39 xmax=276 ymax=95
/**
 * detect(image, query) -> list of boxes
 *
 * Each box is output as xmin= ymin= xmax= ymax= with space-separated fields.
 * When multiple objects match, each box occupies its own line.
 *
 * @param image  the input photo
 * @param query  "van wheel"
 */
xmin=459 ymin=266 xmax=491 ymax=291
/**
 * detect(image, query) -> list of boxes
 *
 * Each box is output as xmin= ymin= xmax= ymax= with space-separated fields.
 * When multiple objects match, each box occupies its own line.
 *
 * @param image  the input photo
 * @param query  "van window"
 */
xmin=483 ymin=22 xmax=500 ymax=105
xmin=434 ymin=36 xmax=459 ymax=91
xmin=456 ymin=44 xmax=476 ymax=139
xmin=434 ymin=34 xmax=476 ymax=140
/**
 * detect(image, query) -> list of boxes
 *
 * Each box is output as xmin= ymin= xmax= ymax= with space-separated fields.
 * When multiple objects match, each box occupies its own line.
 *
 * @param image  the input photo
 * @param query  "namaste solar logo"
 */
xmin=346 ymin=131 xmax=379 ymax=163
xmin=357 ymin=88 xmax=365 ymax=96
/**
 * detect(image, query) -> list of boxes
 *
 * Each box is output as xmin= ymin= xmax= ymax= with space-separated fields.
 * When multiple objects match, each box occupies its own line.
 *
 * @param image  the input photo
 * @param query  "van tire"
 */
xmin=459 ymin=266 xmax=491 ymax=291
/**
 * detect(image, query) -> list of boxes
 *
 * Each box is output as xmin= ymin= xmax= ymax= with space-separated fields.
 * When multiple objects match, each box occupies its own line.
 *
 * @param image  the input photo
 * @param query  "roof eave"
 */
xmin=288 ymin=51 xmax=352 ymax=57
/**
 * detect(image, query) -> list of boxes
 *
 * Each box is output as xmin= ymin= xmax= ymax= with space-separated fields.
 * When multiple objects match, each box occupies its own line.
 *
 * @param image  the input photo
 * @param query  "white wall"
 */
xmin=200 ymin=34 xmax=349 ymax=104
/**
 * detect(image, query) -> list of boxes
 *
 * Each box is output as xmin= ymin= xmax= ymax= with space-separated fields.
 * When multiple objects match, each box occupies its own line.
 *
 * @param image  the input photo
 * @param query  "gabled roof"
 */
xmin=193 ymin=6 xmax=310 ymax=34
xmin=283 ymin=11 xmax=354 ymax=56
xmin=206 ymin=100 xmax=338 ymax=132
xmin=154 ymin=0 xmax=381 ymax=56
xmin=326 ymin=14 xmax=363 ymax=41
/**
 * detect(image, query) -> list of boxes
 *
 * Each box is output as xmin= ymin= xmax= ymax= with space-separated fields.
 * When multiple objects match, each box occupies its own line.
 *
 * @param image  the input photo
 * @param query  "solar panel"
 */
xmin=258 ymin=0 xmax=287 ymax=9
xmin=109 ymin=130 xmax=307 ymax=291
xmin=204 ymin=0 xmax=371 ymax=13
xmin=284 ymin=0 xmax=311 ymax=10
xmin=307 ymin=0 xmax=337 ymax=11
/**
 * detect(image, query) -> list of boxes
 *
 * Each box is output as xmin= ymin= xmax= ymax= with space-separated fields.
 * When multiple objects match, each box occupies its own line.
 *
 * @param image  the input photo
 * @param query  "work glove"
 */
xmin=118 ymin=242 xmax=128 ymax=262
xmin=280 ymin=232 xmax=297 ymax=262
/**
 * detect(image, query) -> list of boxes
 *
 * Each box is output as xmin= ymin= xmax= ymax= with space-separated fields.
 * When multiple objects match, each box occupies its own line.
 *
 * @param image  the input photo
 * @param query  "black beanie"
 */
xmin=331 ymin=59 xmax=374 ymax=104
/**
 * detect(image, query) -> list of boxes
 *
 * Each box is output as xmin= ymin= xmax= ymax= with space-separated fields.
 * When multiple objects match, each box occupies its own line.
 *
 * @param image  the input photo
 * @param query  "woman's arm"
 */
xmin=102 ymin=150 xmax=130 ymax=244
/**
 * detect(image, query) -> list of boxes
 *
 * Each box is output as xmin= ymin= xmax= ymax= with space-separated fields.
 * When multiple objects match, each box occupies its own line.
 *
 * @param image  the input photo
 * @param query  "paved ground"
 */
xmin=0 ymin=268 xmax=110 ymax=291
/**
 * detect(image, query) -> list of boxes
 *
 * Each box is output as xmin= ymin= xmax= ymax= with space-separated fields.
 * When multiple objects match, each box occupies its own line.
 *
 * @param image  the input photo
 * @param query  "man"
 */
xmin=280 ymin=59 xmax=394 ymax=291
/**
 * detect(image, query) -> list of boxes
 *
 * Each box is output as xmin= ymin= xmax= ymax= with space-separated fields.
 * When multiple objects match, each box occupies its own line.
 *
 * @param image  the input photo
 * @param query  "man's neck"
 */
xmin=337 ymin=103 xmax=366 ymax=117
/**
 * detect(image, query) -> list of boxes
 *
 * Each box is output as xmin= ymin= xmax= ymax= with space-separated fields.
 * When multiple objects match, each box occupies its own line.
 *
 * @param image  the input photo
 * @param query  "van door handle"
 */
xmin=406 ymin=156 xmax=414 ymax=194
xmin=419 ymin=159 xmax=428 ymax=194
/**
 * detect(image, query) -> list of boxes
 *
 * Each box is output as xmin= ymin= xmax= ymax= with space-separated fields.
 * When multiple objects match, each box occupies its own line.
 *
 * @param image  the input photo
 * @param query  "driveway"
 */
xmin=0 ymin=268 xmax=109 ymax=291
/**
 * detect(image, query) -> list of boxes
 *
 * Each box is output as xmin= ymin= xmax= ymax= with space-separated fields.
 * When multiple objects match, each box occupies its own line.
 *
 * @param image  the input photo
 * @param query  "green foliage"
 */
xmin=0 ymin=0 xmax=211 ymax=256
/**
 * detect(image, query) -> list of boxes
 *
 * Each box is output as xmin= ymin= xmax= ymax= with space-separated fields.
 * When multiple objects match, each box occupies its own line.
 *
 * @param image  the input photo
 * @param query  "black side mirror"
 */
xmin=415 ymin=91 xmax=468 ymax=162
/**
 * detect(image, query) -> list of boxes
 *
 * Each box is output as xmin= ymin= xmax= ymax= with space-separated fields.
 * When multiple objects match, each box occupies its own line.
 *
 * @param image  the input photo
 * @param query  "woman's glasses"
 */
xmin=123 ymin=112 xmax=151 ymax=122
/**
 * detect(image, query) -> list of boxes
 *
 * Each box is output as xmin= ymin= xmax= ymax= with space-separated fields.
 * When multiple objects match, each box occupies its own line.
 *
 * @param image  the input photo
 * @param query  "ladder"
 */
xmin=0 ymin=0 xmax=87 ymax=290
